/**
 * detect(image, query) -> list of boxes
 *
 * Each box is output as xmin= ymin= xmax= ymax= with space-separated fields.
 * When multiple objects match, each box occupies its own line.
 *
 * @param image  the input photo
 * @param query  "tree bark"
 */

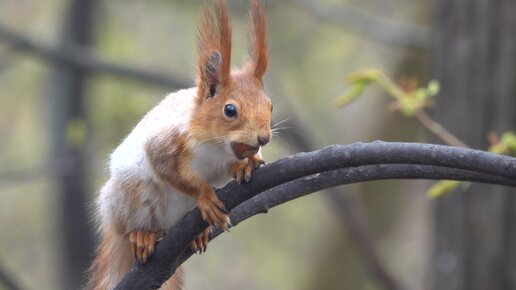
xmin=48 ymin=0 xmax=95 ymax=288
xmin=432 ymin=1 xmax=516 ymax=289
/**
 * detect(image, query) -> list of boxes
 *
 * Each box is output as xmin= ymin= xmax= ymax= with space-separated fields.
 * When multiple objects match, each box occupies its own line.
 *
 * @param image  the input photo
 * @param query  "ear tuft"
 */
xmin=196 ymin=1 xmax=232 ymax=100
xmin=248 ymin=0 xmax=268 ymax=81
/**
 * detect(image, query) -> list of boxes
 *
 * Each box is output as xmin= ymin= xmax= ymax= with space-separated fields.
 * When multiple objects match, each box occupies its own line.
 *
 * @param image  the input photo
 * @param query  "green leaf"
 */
xmin=414 ymin=88 xmax=428 ymax=100
xmin=427 ymin=80 xmax=440 ymax=96
xmin=489 ymin=131 xmax=516 ymax=155
xmin=345 ymin=69 xmax=381 ymax=84
xmin=502 ymin=132 xmax=516 ymax=154
xmin=427 ymin=180 xmax=461 ymax=198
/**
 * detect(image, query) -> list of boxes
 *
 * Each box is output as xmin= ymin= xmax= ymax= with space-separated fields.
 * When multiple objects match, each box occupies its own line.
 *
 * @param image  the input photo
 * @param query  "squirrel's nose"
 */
xmin=257 ymin=135 xmax=270 ymax=146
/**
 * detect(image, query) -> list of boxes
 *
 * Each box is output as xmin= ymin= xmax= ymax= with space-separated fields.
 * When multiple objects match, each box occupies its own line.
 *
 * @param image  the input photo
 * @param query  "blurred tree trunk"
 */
xmin=48 ymin=0 xmax=95 ymax=289
xmin=432 ymin=1 xmax=516 ymax=290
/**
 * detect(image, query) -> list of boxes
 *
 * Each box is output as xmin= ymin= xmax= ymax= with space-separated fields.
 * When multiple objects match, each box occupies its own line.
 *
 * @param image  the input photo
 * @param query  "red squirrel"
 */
xmin=86 ymin=0 xmax=271 ymax=289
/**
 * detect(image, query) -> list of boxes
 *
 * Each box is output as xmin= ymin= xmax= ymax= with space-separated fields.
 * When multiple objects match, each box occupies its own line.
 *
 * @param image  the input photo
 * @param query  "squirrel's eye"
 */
xmin=224 ymin=104 xmax=238 ymax=118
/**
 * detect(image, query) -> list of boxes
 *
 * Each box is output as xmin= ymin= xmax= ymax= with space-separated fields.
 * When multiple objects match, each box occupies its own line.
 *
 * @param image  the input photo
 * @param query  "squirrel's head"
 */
xmin=191 ymin=0 xmax=272 ymax=160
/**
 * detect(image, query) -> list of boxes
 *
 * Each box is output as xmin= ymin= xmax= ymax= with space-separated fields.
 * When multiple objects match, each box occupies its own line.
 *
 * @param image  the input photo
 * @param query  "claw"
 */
xmin=191 ymin=227 xmax=212 ymax=254
xmin=191 ymin=240 xmax=198 ymax=252
xmin=235 ymin=173 xmax=244 ymax=184
xmin=225 ymin=219 xmax=233 ymax=232
xmin=244 ymin=172 xmax=252 ymax=183
xmin=231 ymin=154 xmax=265 ymax=185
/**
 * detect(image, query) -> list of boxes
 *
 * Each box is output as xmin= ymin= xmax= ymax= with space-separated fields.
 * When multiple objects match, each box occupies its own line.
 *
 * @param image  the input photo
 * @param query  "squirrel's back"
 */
xmin=109 ymin=88 xmax=197 ymax=178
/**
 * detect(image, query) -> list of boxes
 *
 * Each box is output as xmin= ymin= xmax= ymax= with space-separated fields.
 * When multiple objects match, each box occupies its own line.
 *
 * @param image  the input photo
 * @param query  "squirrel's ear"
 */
xmin=247 ymin=0 xmax=268 ymax=81
xmin=203 ymin=51 xmax=222 ymax=98
xmin=197 ymin=1 xmax=232 ymax=99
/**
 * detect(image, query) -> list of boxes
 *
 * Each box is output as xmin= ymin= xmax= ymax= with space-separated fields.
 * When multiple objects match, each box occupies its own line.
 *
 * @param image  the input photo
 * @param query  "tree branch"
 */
xmin=115 ymin=142 xmax=516 ymax=290
xmin=286 ymin=0 xmax=433 ymax=50
xmin=0 ymin=23 xmax=192 ymax=89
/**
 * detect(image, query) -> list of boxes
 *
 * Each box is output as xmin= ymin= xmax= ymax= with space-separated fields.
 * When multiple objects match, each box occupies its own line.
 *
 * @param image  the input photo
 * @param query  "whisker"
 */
xmin=272 ymin=127 xmax=294 ymax=133
xmin=272 ymin=126 xmax=294 ymax=131
xmin=272 ymin=117 xmax=291 ymax=129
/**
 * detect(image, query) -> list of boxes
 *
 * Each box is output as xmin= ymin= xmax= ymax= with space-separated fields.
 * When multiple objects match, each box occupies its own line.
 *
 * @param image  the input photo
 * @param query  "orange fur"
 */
xmin=86 ymin=227 xmax=184 ymax=290
xmin=86 ymin=228 xmax=132 ymax=290
xmin=190 ymin=72 xmax=272 ymax=145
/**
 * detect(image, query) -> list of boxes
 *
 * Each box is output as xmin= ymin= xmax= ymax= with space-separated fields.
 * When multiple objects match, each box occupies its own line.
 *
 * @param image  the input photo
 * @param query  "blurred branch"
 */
xmin=287 ymin=0 xmax=433 ymax=50
xmin=0 ymin=262 xmax=23 ymax=290
xmin=115 ymin=142 xmax=516 ymax=290
xmin=0 ymin=153 xmax=95 ymax=189
xmin=0 ymin=23 xmax=192 ymax=89
xmin=328 ymin=193 xmax=407 ymax=290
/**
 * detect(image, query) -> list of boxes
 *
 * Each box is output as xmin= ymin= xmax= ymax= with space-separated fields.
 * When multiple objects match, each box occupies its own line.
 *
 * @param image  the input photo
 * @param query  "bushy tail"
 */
xmin=85 ymin=228 xmax=183 ymax=290
xmin=85 ymin=228 xmax=134 ymax=290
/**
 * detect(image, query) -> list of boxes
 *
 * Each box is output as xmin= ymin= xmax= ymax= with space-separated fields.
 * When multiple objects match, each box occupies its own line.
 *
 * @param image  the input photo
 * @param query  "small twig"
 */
xmin=344 ymin=70 xmax=469 ymax=148
xmin=115 ymin=142 xmax=516 ymax=290
xmin=414 ymin=110 xmax=469 ymax=148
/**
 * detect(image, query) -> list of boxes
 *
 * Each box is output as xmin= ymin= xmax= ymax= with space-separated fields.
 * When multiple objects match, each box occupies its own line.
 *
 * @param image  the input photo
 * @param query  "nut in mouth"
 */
xmin=231 ymin=142 xmax=259 ymax=160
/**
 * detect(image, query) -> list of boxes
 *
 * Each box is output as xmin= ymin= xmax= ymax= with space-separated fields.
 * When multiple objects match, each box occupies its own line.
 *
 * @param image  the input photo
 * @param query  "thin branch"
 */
xmin=286 ymin=0 xmax=433 ymax=50
xmin=0 ymin=23 xmax=192 ymax=89
xmin=414 ymin=110 xmax=469 ymax=148
xmin=0 ymin=143 xmax=101 ymax=190
xmin=115 ymin=142 xmax=516 ymax=290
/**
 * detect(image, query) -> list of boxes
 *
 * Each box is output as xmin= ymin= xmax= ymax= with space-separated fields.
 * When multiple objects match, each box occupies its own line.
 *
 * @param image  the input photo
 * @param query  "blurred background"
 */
xmin=0 ymin=0 xmax=515 ymax=289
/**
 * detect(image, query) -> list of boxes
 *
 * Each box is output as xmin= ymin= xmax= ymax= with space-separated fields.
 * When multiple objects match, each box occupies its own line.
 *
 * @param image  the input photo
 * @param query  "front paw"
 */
xmin=230 ymin=154 xmax=265 ymax=184
xmin=197 ymin=190 xmax=231 ymax=230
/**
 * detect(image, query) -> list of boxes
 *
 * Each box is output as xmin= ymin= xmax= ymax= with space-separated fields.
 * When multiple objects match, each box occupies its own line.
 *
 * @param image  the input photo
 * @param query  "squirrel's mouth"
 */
xmin=231 ymin=142 xmax=259 ymax=160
